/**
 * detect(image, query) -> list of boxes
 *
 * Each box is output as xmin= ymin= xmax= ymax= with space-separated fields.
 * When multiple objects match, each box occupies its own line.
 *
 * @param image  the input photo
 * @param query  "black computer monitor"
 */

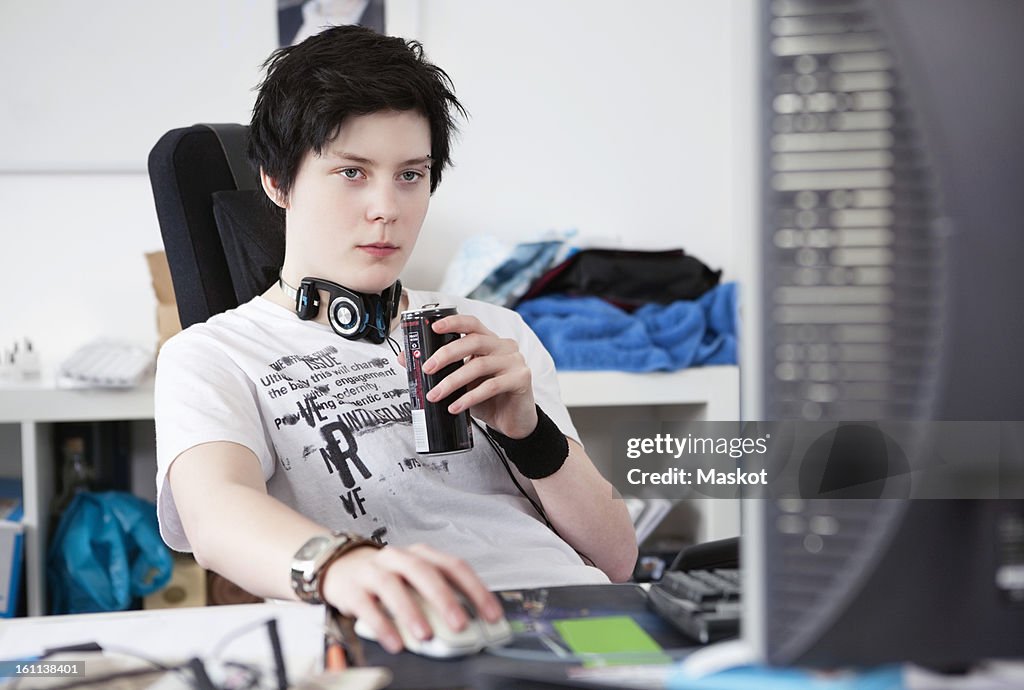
xmin=743 ymin=0 xmax=1024 ymax=668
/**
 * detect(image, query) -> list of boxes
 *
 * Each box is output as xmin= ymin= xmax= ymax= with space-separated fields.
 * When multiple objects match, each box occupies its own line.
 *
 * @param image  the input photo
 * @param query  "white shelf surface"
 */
xmin=558 ymin=366 xmax=739 ymax=414
xmin=1 ymin=367 xmax=738 ymax=423
xmin=0 ymin=377 xmax=155 ymax=423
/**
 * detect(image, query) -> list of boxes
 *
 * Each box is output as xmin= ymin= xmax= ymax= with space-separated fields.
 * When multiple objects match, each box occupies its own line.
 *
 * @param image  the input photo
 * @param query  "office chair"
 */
xmin=147 ymin=124 xmax=285 ymax=329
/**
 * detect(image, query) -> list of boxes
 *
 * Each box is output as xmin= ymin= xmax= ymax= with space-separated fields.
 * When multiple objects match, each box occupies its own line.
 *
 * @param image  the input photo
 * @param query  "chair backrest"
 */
xmin=147 ymin=124 xmax=285 ymax=329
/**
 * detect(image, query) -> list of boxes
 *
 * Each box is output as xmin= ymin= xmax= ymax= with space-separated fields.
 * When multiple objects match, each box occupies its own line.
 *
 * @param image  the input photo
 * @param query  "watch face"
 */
xmin=297 ymin=535 xmax=330 ymax=561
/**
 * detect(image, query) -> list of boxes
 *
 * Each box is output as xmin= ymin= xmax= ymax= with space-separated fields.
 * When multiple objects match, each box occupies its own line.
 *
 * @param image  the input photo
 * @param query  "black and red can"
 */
xmin=401 ymin=305 xmax=474 ymax=454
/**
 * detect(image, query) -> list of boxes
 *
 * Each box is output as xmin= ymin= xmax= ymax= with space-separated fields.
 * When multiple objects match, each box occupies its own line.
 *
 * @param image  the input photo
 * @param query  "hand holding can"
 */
xmin=401 ymin=306 xmax=474 ymax=454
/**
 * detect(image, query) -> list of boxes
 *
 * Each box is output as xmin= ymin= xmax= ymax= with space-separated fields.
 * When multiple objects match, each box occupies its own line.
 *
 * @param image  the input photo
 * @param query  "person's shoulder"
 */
xmin=406 ymin=290 xmax=526 ymax=331
xmin=159 ymin=297 xmax=273 ymax=359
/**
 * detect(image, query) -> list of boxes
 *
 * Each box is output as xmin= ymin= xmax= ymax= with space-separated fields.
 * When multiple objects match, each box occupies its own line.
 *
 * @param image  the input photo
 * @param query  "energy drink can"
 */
xmin=401 ymin=305 xmax=474 ymax=454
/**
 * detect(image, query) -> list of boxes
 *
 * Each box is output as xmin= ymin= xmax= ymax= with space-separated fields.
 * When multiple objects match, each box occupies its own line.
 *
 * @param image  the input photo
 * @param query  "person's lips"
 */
xmin=358 ymin=242 xmax=399 ymax=258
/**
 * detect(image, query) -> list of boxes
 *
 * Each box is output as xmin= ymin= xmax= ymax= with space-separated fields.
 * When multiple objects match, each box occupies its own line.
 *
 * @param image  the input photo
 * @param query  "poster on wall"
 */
xmin=278 ymin=0 xmax=387 ymax=46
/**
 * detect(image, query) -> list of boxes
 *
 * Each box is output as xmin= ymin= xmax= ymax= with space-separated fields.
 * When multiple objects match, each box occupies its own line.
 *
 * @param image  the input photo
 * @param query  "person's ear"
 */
xmin=260 ymin=168 xmax=289 ymax=209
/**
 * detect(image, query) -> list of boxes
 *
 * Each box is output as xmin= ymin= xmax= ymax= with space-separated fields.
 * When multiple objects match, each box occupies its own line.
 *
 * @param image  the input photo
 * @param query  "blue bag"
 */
xmin=47 ymin=491 xmax=173 ymax=614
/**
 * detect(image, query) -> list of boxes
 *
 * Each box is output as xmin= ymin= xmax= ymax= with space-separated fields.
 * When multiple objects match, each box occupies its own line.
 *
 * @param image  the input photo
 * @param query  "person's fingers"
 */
xmin=447 ymin=372 xmax=533 ymax=416
xmin=427 ymin=353 xmax=525 ymax=405
xmin=345 ymin=589 xmax=404 ymax=654
xmin=423 ymin=334 xmax=516 ymax=375
xmin=376 ymin=547 xmax=468 ymax=630
xmin=325 ymin=544 xmax=503 ymax=652
xmin=372 ymin=569 xmax=433 ymax=644
xmin=396 ymin=350 xmax=406 ymax=368
xmin=407 ymin=544 xmax=504 ymax=623
xmin=325 ymin=548 xmax=430 ymax=652
xmin=432 ymin=314 xmax=495 ymax=338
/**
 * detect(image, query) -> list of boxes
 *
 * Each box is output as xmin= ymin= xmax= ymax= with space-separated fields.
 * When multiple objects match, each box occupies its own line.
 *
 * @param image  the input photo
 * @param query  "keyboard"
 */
xmin=646 ymin=568 xmax=742 ymax=644
xmin=57 ymin=340 xmax=153 ymax=388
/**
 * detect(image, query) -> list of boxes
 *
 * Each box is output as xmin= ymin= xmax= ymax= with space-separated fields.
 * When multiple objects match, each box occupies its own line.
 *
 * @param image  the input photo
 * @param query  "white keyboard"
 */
xmin=57 ymin=340 xmax=153 ymax=389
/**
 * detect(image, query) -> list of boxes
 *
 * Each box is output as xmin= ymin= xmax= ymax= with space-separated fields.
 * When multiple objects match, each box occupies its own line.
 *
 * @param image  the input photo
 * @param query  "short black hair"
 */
xmin=248 ymin=24 xmax=466 ymax=200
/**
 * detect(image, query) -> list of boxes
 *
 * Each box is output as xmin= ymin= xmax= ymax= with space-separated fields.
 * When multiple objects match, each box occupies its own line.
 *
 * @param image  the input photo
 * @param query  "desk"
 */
xmin=2 ymin=589 xmax=1015 ymax=690
xmin=0 ymin=601 xmax=323 ymax=687
xmin=359 ymin=584 xmax=697 ymax=689
xmin=0 ymin=586 xmax=696 ymax=690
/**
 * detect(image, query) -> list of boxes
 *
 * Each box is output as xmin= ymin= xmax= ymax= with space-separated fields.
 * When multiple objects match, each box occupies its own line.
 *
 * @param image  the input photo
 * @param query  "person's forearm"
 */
xmin=185 ymin=482 xmax=330 ymax=601
xmin=532 ymin=442 xmax=638 ymax=582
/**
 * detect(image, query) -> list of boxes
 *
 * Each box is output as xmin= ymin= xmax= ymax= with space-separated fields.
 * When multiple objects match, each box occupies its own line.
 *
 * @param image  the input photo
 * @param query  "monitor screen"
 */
xmin=744 ymin=0 xmax=1024 ymax=668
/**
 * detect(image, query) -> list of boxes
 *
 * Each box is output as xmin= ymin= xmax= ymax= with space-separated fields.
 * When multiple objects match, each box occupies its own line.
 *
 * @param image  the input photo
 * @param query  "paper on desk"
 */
xmin=0 ymin=602 xmax=324 ymax=678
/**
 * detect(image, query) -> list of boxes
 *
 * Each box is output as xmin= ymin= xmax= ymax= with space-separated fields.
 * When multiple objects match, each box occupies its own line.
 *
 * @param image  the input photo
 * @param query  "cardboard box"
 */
xmin=143 ymin=553 xmax=207 ymax=610
xmin=145 ymin=251 xmax=182 ymax=349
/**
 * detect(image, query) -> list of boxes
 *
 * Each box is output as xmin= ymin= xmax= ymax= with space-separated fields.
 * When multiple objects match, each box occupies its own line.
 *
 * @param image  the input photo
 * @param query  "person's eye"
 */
xmin=400 ymin=170 xmax=425 ymax=183
xmin=339 ymin=168 xmax=364 ymax=180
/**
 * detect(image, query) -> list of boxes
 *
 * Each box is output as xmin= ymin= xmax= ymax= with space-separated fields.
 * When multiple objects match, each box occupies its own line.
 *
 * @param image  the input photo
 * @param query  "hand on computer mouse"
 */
xmin=354 ymin=589 xmax=513 ymax=658
xmin=320 ymin=542 xmax=504 ymax=654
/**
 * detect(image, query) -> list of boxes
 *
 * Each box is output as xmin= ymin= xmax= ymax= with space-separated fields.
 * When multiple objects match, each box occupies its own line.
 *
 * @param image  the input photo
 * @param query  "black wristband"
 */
xmin=486 ymin=405 xmax=569 ymax=479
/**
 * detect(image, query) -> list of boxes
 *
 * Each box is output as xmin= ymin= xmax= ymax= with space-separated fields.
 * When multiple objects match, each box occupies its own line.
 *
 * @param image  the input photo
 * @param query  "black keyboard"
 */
xmin=647 ymin=568 xmax=742 ymax=644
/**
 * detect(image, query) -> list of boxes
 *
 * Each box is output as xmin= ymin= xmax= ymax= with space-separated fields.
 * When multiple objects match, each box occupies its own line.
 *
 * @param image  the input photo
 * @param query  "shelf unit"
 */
xmin=0 ymin=365 xmax=739 ymax=617
xmin=0 ymin=378 xmax=155 ymax=617
xmin=558 ymin=367 xmax=740 ymax=419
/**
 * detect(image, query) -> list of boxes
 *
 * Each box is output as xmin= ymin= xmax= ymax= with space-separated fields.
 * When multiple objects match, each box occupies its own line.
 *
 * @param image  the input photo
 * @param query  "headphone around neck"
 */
xmin=279 ymin=276 xmax=403 ymax=344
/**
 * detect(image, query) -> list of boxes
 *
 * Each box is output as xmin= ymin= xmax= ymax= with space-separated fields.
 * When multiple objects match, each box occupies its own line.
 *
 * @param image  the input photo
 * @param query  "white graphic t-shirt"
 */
xmin=154 ymin=289 xmax=610 ymax=589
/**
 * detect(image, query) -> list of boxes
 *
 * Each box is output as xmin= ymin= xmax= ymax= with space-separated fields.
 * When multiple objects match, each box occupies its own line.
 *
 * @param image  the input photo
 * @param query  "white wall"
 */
xmin=0 ymin=0 xmax=279 ymax=369
xmin=408 ymin=0 xmax=743 ymax=289
xmin=0 ymin=174 xmax=165 ymax=371
xmin=0 ymin=0 xmax=754 ymax=368
xmin=0 ymin=1 xmax=277 ymax=171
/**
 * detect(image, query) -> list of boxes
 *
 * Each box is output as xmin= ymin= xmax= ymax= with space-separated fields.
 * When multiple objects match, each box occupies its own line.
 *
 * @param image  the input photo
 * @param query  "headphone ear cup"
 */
xmin=296 ymin=282 xmax=319 ymax=320
xmin=390 ymin=279 xmax=403 ymax=321
xmin=328 ymin=295 xmax=364 ymax=338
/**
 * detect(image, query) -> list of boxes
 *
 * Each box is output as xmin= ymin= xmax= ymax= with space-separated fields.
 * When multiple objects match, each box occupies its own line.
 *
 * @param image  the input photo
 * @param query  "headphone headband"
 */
xmin=279 ymin=276 xmax=402 ymax=344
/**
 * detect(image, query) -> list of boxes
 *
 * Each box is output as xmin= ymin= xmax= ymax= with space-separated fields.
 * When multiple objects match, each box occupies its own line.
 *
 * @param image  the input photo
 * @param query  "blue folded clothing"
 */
xmin=516 ymin=283 xmax=737 ymax=372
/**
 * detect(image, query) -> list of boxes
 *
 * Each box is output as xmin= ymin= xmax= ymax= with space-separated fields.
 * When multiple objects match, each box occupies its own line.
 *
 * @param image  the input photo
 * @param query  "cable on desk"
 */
xmin=208 ymin=617 xmax=276 ymax=662
xmin=265 ymin=619 xmax=289 ymax=690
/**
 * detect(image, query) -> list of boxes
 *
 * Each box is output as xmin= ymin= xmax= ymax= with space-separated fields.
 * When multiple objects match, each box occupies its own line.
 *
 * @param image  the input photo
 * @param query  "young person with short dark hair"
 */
xmin=155 ymin=25 xmax=636 ymax=654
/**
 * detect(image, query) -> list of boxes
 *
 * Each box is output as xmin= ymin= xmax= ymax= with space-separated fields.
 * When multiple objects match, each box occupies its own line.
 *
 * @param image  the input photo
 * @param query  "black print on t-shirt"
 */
xmin=370 ymin=526 xmax=389 ymax=546
xmin=319 ymin=415 xmax=371 ymax=489
xmin=397 ymin=457 xmax=451 ymax=474
xmin=339 ymin=485 xmax=366 ymax=518
xmin=258 ymin=345 xmax=419 ymax=539
xmin=267 ymin=346 xmax=344 ymax=373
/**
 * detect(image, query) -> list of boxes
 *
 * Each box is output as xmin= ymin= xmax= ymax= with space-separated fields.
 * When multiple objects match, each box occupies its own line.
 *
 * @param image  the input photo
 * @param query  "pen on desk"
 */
xmin=325 ymin=638 xmax=347 ymax=671
xmin=324 ymin=605 xmax=356 ymax=671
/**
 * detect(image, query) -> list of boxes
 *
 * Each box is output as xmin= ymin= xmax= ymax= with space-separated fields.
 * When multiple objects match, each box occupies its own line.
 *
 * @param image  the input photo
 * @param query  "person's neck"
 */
xmin=262 ymin=276 xmax=408 ymax=333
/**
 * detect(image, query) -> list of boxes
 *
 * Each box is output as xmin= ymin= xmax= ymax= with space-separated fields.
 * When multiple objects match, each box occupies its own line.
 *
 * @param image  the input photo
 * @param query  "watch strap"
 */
xmin=291 ymin=532 xmax=380 ymax=604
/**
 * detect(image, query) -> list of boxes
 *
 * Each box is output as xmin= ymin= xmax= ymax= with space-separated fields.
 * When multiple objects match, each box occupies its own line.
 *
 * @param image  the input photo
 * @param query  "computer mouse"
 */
xmin=353 ymin=591 xmax=512 ymax=659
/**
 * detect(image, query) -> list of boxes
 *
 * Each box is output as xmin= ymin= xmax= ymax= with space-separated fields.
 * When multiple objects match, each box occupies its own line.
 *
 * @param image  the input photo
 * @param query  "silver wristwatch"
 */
xmin=290 ymin=531 xmax=378 ymax=604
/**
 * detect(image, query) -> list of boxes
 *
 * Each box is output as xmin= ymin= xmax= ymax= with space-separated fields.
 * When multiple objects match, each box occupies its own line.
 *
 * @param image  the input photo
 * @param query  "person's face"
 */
xmin=272 ymin=109 xmax=432 ymax=293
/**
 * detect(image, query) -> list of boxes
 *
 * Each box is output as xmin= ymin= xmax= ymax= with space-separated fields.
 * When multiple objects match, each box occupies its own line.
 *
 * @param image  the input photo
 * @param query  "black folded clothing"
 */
xmin=517 ymin=248 xmax=721 ymax=311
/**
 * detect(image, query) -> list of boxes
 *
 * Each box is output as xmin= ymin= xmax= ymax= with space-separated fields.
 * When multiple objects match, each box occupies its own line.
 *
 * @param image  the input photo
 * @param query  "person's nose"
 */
xmin=365 ymin=180 xmax=399 ymax=226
